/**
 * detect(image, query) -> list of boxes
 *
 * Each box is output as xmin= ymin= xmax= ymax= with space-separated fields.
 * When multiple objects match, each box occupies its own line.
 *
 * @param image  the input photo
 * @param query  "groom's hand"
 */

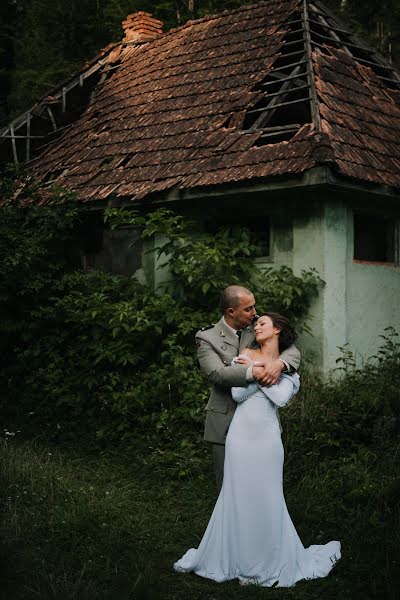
xmin=253 ymin=359 xmax=285 ymax=386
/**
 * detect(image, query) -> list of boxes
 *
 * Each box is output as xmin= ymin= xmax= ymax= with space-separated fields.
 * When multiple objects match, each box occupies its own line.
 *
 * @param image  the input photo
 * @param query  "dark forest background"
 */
xmin=0 ymin=0 xmax=400 ymax=128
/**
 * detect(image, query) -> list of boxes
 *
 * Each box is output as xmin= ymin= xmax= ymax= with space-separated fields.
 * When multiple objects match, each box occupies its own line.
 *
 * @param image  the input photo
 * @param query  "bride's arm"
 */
xmin=231 ymin=353 xmax=259 ymax=403
xmin=231 ymin=382 xmax=259 ymax=403
xmin=258 ymin=373 xmax=300 ymax=407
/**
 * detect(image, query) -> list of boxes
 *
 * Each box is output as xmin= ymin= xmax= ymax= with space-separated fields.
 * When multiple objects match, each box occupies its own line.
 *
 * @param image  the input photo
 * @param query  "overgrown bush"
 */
xmin=282 ymin=327 xmax=400 ymax=460
xmin=0 ymin=192 xmax=322 ymax=445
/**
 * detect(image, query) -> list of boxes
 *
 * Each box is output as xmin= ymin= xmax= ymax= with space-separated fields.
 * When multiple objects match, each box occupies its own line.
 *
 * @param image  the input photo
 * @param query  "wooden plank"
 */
xmin=62 ymin=87 xmax=66 ymax=112
xmin=284 ymin=38 xmax=308 ymax=48
xmin=251 ymin=61 xmax=308 ymax=128
xmin=26 ymin=113 xmax=31 ymax=162
xmin=302 ymin=0 xmax=322 ymax=132
xmin=248 ymin=96 xmax=311 ymax=115
xmin=0 ymin=134 xmax=44 ymax=139
xmin=0 ymin=49 xmax=112 ymax=139
xmin=272 ymin=58 xmax=307 ymax=73
xmin=263 ymin=83 xmax=309 ymax=100
xmin=286 ymin=27 xmax=306 ymax=37
xmin=309 ymin=9 xmax=352 ymax=58
xmin=259 ymin=124 xmax=301 ymax=132
xmin=9 ymin=124 xmax=18 ymax=164
xmin=354 ymin=55 xmax=396 ymax=72
xmin=260 ymin=127 xmax=299 ymax=138
xmin=262 ymin=71 xmax=309 ymax=86
xmin=46 ymin=107 xmax=57 ymax=131
xmin=308 ymin=16 xmax=351 ymax=36
xmin=282 ymin=18 xmax=303 ymax=27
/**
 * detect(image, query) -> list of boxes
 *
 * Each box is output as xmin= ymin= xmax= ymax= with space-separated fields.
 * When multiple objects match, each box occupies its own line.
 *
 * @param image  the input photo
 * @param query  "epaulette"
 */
xmin=200 ymin=324 xmax=214 ymax=331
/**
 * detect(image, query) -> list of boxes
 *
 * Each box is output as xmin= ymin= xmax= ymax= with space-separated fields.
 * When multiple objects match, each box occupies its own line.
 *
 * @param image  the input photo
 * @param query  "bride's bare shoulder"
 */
xmin=241 ymin=348 xmax=259 ymax=359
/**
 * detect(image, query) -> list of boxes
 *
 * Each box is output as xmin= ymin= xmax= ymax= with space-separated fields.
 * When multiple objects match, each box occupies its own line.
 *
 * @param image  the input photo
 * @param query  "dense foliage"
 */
xmin=0 ymin=192 xmax=322 ymax=446
xmin=1 ymin=0 xmax=400 ymax=125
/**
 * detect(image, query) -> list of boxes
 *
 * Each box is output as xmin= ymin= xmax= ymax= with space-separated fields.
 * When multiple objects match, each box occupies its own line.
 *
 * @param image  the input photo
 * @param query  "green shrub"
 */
xmin=0 ymin=196 xmax=322 ymax=445
xmin=282 ymin=327 xmax=400 ymax=461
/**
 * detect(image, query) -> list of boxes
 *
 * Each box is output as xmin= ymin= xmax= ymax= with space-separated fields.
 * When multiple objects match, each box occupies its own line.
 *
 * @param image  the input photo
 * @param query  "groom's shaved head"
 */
xmin=220 ymin=285 xmax=253 ymax=312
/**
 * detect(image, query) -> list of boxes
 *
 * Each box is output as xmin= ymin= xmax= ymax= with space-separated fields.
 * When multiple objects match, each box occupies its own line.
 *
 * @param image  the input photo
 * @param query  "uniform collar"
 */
xmin=222 ymin=316 xmax=239 ymax=336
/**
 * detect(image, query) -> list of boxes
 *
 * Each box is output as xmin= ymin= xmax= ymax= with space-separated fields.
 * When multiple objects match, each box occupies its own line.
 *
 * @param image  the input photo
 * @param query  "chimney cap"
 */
xmin=122 ymin=11 xmax=163 ymax=44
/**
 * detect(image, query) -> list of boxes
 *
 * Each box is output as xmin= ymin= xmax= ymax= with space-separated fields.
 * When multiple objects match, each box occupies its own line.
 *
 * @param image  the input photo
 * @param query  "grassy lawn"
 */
xmin=0 ymin=434 xmax=399 ymax=600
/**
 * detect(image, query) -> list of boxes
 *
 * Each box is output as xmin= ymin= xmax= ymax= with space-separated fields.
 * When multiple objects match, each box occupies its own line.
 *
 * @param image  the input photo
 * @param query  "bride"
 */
xmin=174 ymin=312 xmax=340 ymax=587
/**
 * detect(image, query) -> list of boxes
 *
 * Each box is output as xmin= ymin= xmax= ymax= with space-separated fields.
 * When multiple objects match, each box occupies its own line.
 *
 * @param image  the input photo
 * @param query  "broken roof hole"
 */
xmin=100 ymin=155 xmax=116 ymax=168
xmin=114 ymin=155 xmax=132 ymax=168
xmin=308 ymin=2 xmax=400 ymax=90
xmin=242 ymin=8 xmax=312 ymax=144
xmin=43 ymin=169 xmax=65 ymax=183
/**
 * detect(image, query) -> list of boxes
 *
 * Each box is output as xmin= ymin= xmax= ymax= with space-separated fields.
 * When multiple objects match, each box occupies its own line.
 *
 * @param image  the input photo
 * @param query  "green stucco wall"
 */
xmin=140 ymin=191 xmax=400 ymax=374
xmin=277 ymin=199 xmax=400 ymax=372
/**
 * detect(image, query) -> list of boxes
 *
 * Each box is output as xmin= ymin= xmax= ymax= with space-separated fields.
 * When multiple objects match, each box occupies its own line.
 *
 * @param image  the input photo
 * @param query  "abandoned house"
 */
xmin=1 ymin=0 xmax=400 ymax=371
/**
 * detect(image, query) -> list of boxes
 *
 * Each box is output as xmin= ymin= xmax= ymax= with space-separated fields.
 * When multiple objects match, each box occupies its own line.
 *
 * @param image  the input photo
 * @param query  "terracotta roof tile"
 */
xmin=19 ymin=0 xmax=400 ymax=202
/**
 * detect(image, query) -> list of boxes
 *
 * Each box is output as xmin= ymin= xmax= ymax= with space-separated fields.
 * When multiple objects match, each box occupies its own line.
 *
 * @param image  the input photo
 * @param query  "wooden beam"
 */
xmin=271 ymin=58 xmax=307 ymax=73
xmin=62 ymin=87 xmax=67 ymax=112
xmin=263 ymin=83 xmax=309 ymax=100
xmin=0 ymin=134 xmax=44 ymax=139
xmin=46 ymin=107 xmax=57 ymax=131
xmin=248 ymin=96 xmax=311 ymax=115
xmin=311 ymin=0 xmax=400 ymax=83
xmin=9 ymin=124 xmax=18 ymax=164
xmin=262 ymin=71 xmax=309 ymax=86
xmin=310 ymin=10 xmax=352 ymax=58
xmin=251 ymin=61 xmax=309 ymax=129
xmin=26 ymin=113 xmax=31 ymax=162
xmin=302 ymin=0 xmax=322 ymax=132
xmin=259 ymin=123 xmax=301 ymax=132
xmin=308 ymin=15 xmax=352 ymax=36
xmin=275 ymin=49 xmax=305 ymax=61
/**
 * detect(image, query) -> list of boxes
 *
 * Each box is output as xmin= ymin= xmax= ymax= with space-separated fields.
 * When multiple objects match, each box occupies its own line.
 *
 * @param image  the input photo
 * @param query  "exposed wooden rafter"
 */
xmin=302 ymin=0 xmax=321 ymax=132
xmin=0 ymin=46 xmax=118 ymax=165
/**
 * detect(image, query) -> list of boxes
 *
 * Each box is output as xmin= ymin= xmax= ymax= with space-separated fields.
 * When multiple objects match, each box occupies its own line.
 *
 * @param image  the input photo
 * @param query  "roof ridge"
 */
xmin=163 ymin=1 xmax=294 ymax=38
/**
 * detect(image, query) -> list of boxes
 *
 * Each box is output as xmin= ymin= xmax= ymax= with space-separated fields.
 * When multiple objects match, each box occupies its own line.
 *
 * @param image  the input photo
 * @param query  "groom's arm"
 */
xmin=242 ymin=344 xmax=301 ymax=386
xmin=280 ymin=344 xmax=300 ymax=372
xmin=196 ymin=337 xmax=249 ymax=388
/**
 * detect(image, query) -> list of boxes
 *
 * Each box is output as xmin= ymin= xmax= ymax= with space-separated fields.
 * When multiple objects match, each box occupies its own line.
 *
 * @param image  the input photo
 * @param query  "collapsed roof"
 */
xmin=2 ymin=0 xmax=400 ymax=203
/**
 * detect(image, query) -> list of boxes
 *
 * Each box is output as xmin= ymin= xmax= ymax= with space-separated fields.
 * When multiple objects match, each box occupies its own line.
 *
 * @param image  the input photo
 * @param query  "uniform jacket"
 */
xmin=196 ymin=316 xmax=301 ymax=444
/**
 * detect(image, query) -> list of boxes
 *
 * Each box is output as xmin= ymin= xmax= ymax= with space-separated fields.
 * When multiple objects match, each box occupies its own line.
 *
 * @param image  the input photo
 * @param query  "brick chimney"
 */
xmin=122 ymin=11 xmax=163 ymax=44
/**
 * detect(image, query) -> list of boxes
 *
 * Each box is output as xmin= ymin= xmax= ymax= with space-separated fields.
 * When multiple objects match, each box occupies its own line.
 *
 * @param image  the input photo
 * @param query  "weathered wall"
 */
xmin=287 ymin=198 xmax=400 ymax=372
xmin=346 ymin=212 xmax=400 ymax=363
xmin=130 ymin=189 xmax=400 ymax=374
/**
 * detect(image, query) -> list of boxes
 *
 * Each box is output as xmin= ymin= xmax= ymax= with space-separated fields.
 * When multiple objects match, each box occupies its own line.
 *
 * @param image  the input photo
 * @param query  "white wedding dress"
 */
xmin=174 ymin=373 xmax=340 ymax=587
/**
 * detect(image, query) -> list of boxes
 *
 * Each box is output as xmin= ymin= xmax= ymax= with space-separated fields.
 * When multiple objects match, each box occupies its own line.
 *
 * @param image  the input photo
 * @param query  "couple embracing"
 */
xmin=174 ymin=285 xmax=341 ymax=588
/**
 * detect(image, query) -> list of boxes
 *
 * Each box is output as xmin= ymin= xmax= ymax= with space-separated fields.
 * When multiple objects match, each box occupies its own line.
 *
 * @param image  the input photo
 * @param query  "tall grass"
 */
xmin=1 ymin=341 xmax=399 ymax=599
xmin=0 ymin=437 xmax=399 ymax=598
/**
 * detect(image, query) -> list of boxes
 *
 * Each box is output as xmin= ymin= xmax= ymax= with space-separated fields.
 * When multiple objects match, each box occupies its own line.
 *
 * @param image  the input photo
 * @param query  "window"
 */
xmin=79 ymin=211 xmax=104 ymax=255
xmin=353 ymin=213 xmax=397 ymax=263
xmin=205 ymin=216 xmax=270 ymax=257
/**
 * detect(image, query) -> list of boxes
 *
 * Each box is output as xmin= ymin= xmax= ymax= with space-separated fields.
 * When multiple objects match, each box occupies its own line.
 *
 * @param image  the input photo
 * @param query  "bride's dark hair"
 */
xmin=259 ymin=312 xmax=297 ymax=353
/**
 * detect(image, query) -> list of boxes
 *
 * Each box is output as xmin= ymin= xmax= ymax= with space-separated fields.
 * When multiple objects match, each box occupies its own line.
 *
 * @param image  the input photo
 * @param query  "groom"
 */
xmin=196 ymin=285 xmax=301 ymax=490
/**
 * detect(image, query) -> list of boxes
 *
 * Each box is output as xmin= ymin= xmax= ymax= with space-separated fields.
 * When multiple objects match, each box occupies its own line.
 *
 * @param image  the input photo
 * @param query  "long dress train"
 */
xmin=174 ymin=373 xmax=340 ymax=587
